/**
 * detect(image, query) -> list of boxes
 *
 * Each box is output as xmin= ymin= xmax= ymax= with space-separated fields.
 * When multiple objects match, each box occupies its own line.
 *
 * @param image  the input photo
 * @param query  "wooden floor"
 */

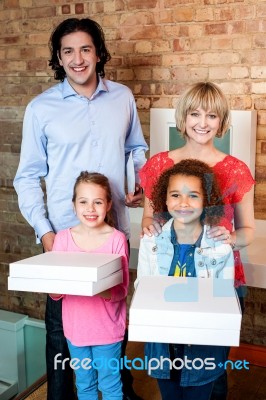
xmin=15 ymin=342 xmax=266 ymax=400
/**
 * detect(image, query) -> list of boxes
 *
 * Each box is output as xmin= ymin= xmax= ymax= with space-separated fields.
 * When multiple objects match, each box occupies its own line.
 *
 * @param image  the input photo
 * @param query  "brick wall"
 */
xmin=0 ymin=0 xmax=265 ymax=344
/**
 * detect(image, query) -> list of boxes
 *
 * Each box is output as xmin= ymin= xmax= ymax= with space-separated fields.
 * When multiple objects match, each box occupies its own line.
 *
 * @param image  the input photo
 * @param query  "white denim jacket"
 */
xmin=136 ymin=218 xmax=234 ymax=287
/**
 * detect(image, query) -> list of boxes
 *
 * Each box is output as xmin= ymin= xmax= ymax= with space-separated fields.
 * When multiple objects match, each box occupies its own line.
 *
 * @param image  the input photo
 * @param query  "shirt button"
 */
xmin=197 ymin=248 xmax=203 ymax=254
xmin=152 ymin=245 xmax=157 ymax=252
xmin=198 ymin=261 xmax=204 ymax=267
xmin=211 ymin=259 xmax=216 ymax=265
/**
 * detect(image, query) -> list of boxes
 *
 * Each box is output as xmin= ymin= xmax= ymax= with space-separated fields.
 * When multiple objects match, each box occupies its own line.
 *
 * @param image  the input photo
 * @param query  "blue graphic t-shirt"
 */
xmin=171 ymin=244 xmax=191 ymax=277
xmin=168 ymin=223 xmax=199 ymax=277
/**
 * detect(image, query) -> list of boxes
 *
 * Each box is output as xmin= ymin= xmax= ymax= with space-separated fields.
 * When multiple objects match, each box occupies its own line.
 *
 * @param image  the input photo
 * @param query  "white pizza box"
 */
xmin=128 ymin=276 xmax=242 ymax=346
xmin=9 ymin=251 xmax=121 ymax=281
xmin=8 ymin=269 xmax=122 ymax=296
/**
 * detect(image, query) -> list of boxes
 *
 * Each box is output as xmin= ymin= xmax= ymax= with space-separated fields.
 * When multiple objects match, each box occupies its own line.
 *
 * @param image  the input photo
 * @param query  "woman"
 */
xmin=139 ymin=81 xmax=255 ymax=399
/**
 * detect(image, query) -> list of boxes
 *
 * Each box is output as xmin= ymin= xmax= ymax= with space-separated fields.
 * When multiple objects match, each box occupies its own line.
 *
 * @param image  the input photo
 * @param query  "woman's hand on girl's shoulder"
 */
xmin=206 ymin=225 xmax=232 ymax=244
xmin=141 ymin=220 xmax=162 ymax=238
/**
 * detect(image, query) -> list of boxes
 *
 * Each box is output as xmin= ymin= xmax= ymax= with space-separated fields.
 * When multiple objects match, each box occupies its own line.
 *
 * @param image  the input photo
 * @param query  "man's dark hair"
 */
xmin=48 ymin=18 xmax=111 ymax=81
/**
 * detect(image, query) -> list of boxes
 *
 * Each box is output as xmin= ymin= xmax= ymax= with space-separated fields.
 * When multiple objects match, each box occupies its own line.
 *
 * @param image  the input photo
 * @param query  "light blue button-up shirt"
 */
xmin=14 ymin=77 xmax=148 ymax=241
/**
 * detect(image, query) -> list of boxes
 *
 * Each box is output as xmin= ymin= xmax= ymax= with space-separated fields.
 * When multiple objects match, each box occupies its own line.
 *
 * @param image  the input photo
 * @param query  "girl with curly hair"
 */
xmin=135 ymin=159 xmax=234 ymax=400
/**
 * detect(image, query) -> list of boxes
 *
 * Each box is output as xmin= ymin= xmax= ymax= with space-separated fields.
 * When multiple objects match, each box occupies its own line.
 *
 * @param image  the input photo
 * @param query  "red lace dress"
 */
xmin=139 ymin=152 xmax=255 ymax=286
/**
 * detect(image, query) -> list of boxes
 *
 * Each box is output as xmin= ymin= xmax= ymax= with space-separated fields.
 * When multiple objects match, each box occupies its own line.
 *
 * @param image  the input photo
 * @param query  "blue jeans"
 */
xmin=157 ymin=344 xmax=214 ymax=400
xmin=210 ymin=285 xmax=247 ymax=400
xmin=45 ymin=240 xmax=134 ymax=400
xmin=157 ymin=378 xmax=214 ymax=400
xmin=45 ymin=295 xmax=76 ymax=400
xmin=67 ymin=339 xmax=123 ymax=400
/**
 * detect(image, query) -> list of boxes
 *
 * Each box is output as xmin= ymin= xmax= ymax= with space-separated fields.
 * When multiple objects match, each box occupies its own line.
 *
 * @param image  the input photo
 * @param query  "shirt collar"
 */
xmin=200 ymin=225 xmax=218 ymax=249
xmin=62 ymin=76 xmax=108 ymax=99
xmin=170 ymin=222 xmax=204 ymax=247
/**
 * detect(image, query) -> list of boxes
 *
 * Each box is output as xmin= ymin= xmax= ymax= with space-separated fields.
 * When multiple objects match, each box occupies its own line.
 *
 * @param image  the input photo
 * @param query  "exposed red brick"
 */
xmin=261 ymin=142 xmax=266 ymax=154
xmin=205 ymin=23 xmax=227 ymax=35
xmin=27 ymin=60 xmax=48 ymax=71
xmin=123 ymin=55 xmax=161 ymax=67
xmin=3 ymin=0 xmax=19 ymax=8
xmin=1 ymin=36 xmax=21 ymax=44
xmin=27 ymin=6 xmax=56 ymax=19
xmin=62 ymin=4 xmax=71 ymax=14
xmin=127 ymin=0 xmax=157 ymax=9
xmin=75 ymin=3 xmax=84 ymax=15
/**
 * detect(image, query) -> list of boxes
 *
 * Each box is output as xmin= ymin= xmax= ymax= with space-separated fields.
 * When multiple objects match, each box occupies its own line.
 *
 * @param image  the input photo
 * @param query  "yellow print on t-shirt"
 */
xmin=174 ymin=261 xmax=186 ymax=277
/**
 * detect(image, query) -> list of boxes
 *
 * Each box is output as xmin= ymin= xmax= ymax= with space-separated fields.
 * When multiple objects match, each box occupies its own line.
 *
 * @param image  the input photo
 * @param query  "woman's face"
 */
xmin=185 ymin=107 xmax=221 ymax=144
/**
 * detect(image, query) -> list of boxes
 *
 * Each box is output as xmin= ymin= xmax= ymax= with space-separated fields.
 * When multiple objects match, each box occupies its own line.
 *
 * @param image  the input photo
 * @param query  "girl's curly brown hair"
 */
xmin=151 ymin=159 xmax=225 ymax=226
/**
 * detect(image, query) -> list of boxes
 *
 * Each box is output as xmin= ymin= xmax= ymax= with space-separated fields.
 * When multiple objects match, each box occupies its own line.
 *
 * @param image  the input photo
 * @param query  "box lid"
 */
xmin=129 ymin=276 xmax=241 ymax=330
xmin=9 ymin=252 xmax=121 ymax=282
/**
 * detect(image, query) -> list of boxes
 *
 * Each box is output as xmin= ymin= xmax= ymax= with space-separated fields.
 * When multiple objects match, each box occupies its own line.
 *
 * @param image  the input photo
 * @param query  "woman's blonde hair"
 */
xmin=175 ymin=81 xmax=231 ymax=139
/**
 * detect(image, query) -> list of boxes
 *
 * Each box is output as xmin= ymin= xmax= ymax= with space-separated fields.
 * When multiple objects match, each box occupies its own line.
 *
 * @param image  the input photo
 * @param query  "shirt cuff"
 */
xmin=34 ymin=219 xmax=54 ymax=244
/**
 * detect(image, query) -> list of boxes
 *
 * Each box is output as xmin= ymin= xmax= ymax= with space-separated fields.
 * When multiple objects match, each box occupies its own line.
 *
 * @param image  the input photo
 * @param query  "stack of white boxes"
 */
xmin=8 ymin=252 xmax=122 ymax=296
xmin=129 ymin=276 xmax=242 ymax=347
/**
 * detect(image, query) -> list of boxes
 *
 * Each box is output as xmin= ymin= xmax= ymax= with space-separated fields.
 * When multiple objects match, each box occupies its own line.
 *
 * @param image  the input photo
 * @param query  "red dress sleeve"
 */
xmin=213 ymin=155 xmax=255 ymax=204
xmin=139 ymin=151 xmax=174 ymax=198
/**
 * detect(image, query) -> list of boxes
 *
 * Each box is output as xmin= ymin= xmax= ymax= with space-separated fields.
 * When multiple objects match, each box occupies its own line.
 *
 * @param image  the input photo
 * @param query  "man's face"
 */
xmin=58 ymin=30 xmax=100 ymax=95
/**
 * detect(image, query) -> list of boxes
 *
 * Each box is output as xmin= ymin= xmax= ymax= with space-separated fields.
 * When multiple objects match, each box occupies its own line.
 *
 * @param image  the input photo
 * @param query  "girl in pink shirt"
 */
xmin=50 ymin=171 xmax=129 ymax=400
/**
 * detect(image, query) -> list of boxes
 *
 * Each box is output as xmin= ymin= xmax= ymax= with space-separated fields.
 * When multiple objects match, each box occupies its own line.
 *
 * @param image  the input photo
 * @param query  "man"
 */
xmin=14 ymin=17 xmax=148 ymax=400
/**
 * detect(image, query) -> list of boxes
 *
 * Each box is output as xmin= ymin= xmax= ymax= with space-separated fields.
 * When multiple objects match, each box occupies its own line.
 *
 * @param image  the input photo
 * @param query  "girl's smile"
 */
xmin=73 ymin=182 xmax=111 ymax=230
xmin=166 ymin=175 xmax=204 ymax=226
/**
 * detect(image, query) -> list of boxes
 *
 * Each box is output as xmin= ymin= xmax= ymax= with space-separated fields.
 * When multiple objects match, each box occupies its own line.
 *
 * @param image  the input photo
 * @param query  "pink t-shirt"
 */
xmin=51 ymin=228 xmax=129 ymax=346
